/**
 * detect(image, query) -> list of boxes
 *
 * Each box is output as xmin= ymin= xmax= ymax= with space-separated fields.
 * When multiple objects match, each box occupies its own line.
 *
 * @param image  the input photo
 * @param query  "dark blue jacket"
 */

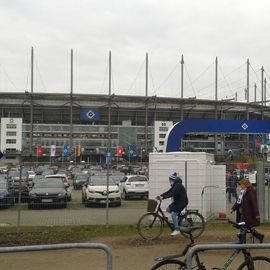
xmin=161 ymin=178 xmax=188 ymax=213
xmin=227 ymin=175 xmax=238 ymax=188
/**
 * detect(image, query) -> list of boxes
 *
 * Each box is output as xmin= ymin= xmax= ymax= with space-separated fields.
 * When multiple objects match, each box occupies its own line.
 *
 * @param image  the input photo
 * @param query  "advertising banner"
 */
xmin=63 ymin=145 xmax=68 ymax=157
xmin=50 ymin=145 xmax=56 ymax=157
xmin=129 ymin=145 xmax=134 ymax=159
xmin=37 ymin=146 xmax=42 ymax=158
xmin=117 ymin=146 xmax=123 ymax=158
xmin=106 ymin=152 xmax=112 ymax=165
xmin=76 ymin=145 xmax=81 ymax=157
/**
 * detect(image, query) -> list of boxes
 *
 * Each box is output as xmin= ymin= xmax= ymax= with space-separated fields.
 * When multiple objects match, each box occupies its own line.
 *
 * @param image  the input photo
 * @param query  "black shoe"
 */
xmin=252 ymin=229 xmax=264 ymax=243
xmin=257 ymin=234 xmax=264 ymax=243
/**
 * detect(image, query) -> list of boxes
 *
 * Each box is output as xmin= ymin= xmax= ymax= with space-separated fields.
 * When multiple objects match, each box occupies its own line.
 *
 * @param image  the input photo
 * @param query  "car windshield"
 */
xmin=0 ymin=181 xmax=7 ymax=189
xmin=11 ymin=179 xmax=27 ymax=184
xmin=34 ymin=180 xmax=64 ymax=188
xmin=129 ymin=176 xmax=148 ymax=182
xmin=89 ymin=176 xmax=117 ymax=186
xmin=42 ymin=170 xmax=55 ymax=176
xmin=76 ymin=175 xmax=88 ymax=180
xmin=8 ymin=171 xmax=19 ymax=177
xmin=46 ymin=176 xmax=65 ymax=181
xmin=72 ymin=168 xmax=82 ymax=173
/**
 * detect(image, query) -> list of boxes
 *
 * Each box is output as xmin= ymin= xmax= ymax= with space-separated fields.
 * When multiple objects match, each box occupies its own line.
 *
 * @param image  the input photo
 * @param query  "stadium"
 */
xmin=0 ymin=91 xmax=269 ymax=163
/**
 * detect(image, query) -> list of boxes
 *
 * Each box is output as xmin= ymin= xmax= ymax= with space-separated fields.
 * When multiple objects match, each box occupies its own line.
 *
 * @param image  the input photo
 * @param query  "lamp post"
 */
xmin=141 ymin=148 xmax=145 ymax=168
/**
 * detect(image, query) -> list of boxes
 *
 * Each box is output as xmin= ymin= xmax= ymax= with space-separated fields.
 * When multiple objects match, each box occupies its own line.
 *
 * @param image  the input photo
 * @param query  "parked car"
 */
xmin=119 ymin=165 xmax=132 ymax=175
xmin=71 ymin=167 xmax=83 ymax=179
xmin=82 ymin=175 xmax=121 ymax=207
xmin=28 ymin=178 xmax=68 ymax=209
xmin=8 ymin=170 xmax=29 ymax=202
xmin=45 ymin=175 xmax=72 ymax=201
xmin=73 ymin=173 xmax=89 ymax=190
xmin=119 ymin=175 xmax=149 ymax=200
xmin=26 ymin=170 xmax=36 ymax=188
xmin=41 ymin=169 xmax=55 ymax=177
xmin=0 ymin=177 xmax=15 ymax=208
xmin=0 ymin=166 xmax=8 ymax=174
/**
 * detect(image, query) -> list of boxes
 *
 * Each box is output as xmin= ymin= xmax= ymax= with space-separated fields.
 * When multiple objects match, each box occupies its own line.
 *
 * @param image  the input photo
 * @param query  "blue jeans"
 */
xmin=171 ymin=211 xmax=180 ymax=231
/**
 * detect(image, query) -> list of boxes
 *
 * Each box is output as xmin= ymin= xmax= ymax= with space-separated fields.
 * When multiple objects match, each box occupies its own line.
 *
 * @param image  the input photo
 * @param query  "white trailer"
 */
xmin=149 ymin=152 xmax=226 ymax=220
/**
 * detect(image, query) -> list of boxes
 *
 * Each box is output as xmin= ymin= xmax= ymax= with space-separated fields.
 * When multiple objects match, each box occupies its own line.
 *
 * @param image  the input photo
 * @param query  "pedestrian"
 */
xmin=157 ymin=172 xmax=189 ymax=236
xmin=231 ymin=179 xmax=264 ymax=243
xmin=227 ymin=171 xmax=238 ymax=203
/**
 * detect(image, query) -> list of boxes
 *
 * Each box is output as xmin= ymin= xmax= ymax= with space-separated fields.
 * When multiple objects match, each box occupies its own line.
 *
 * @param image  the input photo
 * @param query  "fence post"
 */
xmin=16 ymin=162 xmax=23 ymax=232
xmin=256 ymin=161 xmax=265 ymax=222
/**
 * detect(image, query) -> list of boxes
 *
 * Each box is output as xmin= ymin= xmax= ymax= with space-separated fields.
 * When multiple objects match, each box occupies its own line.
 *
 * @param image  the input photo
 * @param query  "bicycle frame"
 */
xmin=155 ymin=239 xmax=196 ymax=262
xmin=155 ymin=243 xmax=256 ymax=270
xmin=152 ymin=200 xmax=193 ymax=231
xmin=152 ymin=200 xmax=174 ymax=230
xmin=216 ymin=248 xmax=252 ymax=270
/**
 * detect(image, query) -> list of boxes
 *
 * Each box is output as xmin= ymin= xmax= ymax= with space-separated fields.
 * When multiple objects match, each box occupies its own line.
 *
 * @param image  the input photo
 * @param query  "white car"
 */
xmin=119 ymin=175 xmax=149 ymax=200
xmin=82 ymin=175 xmax=121 ymax=207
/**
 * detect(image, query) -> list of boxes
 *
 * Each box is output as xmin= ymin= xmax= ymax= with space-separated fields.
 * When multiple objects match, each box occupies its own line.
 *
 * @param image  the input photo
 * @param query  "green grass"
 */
xmin=0 ymin=222 xmax=269 ymax=247
xmin=0 ymin=224 xmax=138 ymax=247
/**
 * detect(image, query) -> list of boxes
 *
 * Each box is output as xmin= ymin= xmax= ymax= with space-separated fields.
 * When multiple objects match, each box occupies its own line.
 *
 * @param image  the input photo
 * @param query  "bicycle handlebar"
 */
xmin=228 ymin=219 xmax=246 ymax=229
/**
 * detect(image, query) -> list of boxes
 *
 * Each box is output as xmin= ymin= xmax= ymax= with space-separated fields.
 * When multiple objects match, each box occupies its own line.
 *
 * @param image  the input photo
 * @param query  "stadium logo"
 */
xmin=241 ymin=123 xmax=248 ymax=130
xmin=87 ymin=110 xmax=95 ymax=120
xmin=80 ymin=109 xmax=100 ymax=121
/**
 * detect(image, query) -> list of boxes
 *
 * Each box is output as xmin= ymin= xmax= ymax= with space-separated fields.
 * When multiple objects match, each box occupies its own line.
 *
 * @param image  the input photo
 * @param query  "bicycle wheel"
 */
xmin=237 ymin=256 xmax=270 ymax=270
xmin=179 ymin=211 xmax=205 ymax=239
xmin=137 ymin=213 xmax=164 ymax=240
xmin=151 ymin=259 xmax=186 ymax=270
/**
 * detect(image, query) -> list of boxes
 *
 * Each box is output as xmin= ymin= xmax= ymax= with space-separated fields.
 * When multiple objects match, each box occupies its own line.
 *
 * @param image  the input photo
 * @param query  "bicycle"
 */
xmin=137 ymin=199 xmax=205 ymax=240
xmin=150 ymin=220 xmax=269 ymax=270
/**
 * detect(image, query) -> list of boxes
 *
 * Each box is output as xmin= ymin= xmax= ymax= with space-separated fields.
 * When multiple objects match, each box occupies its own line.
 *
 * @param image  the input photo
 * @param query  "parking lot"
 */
xmin=1 ymin=163 xmax=270 ymax=228
xmin=0 ymin=186 xmax=148 ymax=227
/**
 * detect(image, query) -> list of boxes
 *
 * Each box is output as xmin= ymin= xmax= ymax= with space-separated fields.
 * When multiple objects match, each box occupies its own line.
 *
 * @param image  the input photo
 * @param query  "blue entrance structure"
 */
xmin=165 ymin=120 xmax=270 ymax=152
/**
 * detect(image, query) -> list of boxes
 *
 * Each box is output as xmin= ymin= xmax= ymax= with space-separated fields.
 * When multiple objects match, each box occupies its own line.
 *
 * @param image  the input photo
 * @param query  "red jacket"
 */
xmin=232 ymin=186 xmax=260 ymax=228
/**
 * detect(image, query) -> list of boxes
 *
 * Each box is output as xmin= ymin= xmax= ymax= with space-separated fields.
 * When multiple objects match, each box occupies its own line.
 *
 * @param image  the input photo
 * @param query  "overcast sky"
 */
xmin=0 ymin=0 xmax=270 ymax=101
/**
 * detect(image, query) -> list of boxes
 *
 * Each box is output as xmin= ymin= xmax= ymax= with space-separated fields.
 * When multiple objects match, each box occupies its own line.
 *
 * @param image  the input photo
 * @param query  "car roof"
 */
xmin=45 ymin=174 xmax=67 ymax=178
xmin=125 ymin=174 xmax=148 ymax=179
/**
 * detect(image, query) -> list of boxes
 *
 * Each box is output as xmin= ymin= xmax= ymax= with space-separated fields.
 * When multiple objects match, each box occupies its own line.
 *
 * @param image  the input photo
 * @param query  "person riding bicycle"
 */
xmin=157 ymin=172 xmax=189 ymax=236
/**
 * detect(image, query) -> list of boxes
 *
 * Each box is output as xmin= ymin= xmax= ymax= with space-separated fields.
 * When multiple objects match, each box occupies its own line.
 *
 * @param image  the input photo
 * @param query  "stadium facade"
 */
xmin=0 ymin=92 xmax=269 ymax=163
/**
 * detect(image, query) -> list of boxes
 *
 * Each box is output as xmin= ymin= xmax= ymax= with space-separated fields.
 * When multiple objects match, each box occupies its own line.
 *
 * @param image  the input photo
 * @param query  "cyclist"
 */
xmin=157 ymin=172 xmax=189 ymax=236
xmin=231 ymin=178 xmax=264 ymax=243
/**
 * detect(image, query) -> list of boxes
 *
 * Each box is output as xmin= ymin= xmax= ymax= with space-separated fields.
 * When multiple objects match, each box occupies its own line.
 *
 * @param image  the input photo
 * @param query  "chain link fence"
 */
xmin=0 ymin=160 xmax=269 ymax=231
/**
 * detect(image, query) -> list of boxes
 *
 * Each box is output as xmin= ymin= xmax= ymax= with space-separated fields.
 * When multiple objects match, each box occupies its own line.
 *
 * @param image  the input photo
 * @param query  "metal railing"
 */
xmin=0 ymin=243 xmax=112 ymax=270
xmin=186 ymin=243 xmax=270 ymax=270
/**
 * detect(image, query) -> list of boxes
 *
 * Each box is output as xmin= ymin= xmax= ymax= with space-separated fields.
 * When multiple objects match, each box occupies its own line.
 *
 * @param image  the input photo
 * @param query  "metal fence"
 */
xmin=256 ymin=161 xmax=270 ymax=222
xmin=0 ymin=160 xmax=269 ymax=230
xmin=0 ymin=243 xmax=113 ymax=270
xmin=186 ymin=243 xmax=270 ymax=270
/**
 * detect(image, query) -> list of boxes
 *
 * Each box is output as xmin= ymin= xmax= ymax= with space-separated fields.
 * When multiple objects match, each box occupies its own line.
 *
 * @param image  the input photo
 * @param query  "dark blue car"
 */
xmin=0 ymin=177 xmax=15 ymax=208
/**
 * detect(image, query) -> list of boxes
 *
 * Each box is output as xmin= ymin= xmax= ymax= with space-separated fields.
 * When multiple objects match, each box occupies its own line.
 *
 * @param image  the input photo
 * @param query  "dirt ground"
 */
xmin=1 ymin=229 xmax=270 ymax=270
